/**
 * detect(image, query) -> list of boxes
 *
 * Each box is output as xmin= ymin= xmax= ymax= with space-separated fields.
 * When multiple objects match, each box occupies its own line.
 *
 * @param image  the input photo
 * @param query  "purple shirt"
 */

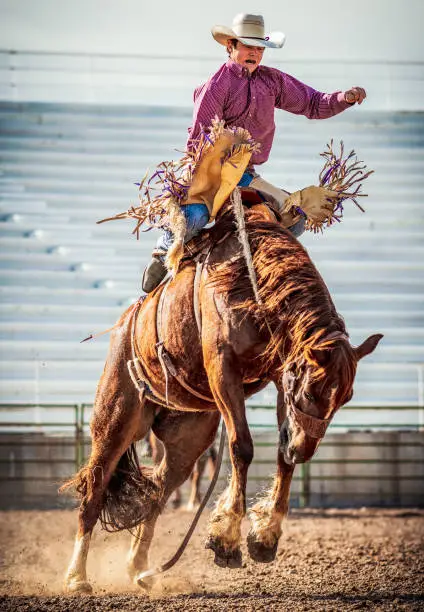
xmin=187 ymin=59 xmax=351 ymax=166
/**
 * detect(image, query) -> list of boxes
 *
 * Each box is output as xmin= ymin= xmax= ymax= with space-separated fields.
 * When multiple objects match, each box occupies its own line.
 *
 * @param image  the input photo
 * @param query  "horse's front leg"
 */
xmin=248 ymin=388 xmax=294 ymax=562
xmin=205 ymin=351 xmax=253 ymax=568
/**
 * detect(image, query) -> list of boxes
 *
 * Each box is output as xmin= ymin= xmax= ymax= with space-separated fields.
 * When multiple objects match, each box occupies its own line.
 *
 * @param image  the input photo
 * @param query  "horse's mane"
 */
xmin=207 ymin=210 xmax=356 ymax=391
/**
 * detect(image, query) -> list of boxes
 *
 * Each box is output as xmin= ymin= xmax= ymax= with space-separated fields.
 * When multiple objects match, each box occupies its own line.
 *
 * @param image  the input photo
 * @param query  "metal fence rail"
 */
xmin=0 ymin=403 xmax=423 ymax=508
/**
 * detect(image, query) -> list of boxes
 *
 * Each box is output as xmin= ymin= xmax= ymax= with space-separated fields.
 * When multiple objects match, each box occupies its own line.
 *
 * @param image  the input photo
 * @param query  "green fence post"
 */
xmin=299 ymin=462 xmax=311 ymax=507
xmin=80 ymin=404 xmax=86 ymax=465
xmin=74 ymin=404 xmax=81 ymax=472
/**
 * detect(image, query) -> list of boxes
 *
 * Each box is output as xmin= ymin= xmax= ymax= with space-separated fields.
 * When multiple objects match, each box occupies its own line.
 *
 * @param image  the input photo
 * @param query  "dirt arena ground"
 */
xmin=0 ymin=507 xmax=423 ymax=611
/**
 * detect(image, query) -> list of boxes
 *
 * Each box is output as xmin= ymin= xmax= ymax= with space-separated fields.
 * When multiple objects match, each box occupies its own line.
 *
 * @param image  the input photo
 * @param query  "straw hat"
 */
xmin=212 ymin=13 xmax=285 ymax=49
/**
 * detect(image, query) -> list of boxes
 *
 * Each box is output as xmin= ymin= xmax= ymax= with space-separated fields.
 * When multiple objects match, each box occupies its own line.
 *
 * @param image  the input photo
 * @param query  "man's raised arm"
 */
xmin=274 ymin=71 xmax=366 ymax=120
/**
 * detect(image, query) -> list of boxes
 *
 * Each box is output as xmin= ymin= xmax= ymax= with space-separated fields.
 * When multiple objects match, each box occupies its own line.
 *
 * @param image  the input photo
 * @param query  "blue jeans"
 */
xmin=156 ymin=203 xmax=211 ymax=251
xmin=156 ymin=172 xmax=254 ymax=251
xmin=288 ymin=217 xmax=305 ymax=237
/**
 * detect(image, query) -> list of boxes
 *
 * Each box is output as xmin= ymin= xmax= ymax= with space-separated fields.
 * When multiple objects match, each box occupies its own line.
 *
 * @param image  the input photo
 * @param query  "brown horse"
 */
xmin=63 ymin=207 xmax=382 ymax=593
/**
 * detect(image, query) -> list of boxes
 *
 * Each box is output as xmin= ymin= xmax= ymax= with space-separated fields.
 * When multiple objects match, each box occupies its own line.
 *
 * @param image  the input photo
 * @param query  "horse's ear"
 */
xmin=354 ymin=334 xmax=383 ymax=361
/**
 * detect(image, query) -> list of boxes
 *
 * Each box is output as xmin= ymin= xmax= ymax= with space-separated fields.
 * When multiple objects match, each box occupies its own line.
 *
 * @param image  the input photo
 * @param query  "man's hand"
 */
xmin=283 ymin=185 xmax=339 ymax=231
xmin=344 ymin=87 xmax=366 ymax=105
xmin=297 ymin=185 xmax=338 ymax=224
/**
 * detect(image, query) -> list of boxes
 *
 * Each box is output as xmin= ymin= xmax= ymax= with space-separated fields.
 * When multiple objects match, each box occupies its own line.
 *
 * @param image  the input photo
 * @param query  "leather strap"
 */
xmin=192 ymin=242 xmax=217 ymax=337
xmin=156 ymin=278 xmax=169 ymax=346
xmin=128 ymin=299 xmax=179 ymax=409
xmin=154 ymin=267 xmax=215 ymax=404
xmin=193 ymin=258 xmax=203 ymax=335
xmin=289 ymin=401 xmax=331 ymax=439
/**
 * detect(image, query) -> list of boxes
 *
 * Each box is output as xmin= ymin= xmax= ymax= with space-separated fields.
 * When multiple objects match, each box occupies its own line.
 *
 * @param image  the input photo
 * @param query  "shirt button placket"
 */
xmin=250 ymin=83 xmax=257 ymax=118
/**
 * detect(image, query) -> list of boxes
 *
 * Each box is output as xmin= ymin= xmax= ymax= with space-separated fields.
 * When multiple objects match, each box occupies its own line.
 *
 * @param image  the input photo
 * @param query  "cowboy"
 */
xmin=142 ymin=13 xmax=366 ymax=292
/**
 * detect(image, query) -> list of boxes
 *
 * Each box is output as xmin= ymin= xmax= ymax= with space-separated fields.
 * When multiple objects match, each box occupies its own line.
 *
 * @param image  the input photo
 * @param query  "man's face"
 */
xmin=227 ymin=40 xmax=265 ymax=74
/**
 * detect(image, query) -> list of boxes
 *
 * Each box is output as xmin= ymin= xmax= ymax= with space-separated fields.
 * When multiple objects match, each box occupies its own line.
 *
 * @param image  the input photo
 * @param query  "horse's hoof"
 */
xmin=205 ymin=537 xmax=242 ymax=569
xmin=136 ymin=577 xmax=155 ymax=592
xmin=64 ymin=579 xmax=93 ymax=594
xmin=247 ymin=532 xmax=278 ymax=563
xmin=135 ymin=571 xmax=156 ymax=591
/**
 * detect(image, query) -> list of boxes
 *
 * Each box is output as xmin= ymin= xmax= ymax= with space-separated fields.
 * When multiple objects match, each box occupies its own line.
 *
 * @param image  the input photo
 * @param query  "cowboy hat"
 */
xmin=212 ymin=13 xmax=285 ymax=49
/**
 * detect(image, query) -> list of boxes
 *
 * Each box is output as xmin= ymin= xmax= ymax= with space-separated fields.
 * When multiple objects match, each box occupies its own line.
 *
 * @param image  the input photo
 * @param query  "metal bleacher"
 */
xmin=0 ymin=102 xmax=423 ymax=428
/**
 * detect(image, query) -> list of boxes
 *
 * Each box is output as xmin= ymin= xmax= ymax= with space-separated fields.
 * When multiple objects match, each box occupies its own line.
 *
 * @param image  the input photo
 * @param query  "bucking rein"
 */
xmin=85 ymin=123 xmax=373 ymax=584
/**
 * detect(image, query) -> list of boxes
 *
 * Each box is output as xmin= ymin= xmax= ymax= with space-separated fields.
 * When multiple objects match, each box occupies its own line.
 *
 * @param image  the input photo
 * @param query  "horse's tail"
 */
xmin=100 ymin=444 xmax=161 ymax=532
xmin=59 ymin=444 xmax=160 ymax=533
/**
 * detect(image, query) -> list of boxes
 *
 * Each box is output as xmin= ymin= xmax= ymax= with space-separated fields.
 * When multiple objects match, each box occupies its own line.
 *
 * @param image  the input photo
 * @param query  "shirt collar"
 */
xmin=226 ymin=59 xmax=249 ymax=78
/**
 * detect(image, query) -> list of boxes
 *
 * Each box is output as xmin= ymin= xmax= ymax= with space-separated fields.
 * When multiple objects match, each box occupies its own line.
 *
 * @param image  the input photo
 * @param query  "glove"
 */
xmin=284 ymin=185 xmax=340 ymax=231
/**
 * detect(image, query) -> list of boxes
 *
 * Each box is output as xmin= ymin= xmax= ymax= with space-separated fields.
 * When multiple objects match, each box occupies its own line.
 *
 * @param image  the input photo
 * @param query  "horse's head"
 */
xmin=279 ymin=332 xmax=383 ymax=465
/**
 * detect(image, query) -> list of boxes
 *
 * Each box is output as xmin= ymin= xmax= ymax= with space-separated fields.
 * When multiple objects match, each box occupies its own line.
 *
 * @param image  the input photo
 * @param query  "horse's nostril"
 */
xmin=280 ymin=427 xmax=289 ymax=446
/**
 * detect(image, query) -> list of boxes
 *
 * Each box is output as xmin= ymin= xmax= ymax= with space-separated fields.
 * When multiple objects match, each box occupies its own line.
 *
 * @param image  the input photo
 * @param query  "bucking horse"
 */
xmin=62 ymin=125 xmax=381 ymax=593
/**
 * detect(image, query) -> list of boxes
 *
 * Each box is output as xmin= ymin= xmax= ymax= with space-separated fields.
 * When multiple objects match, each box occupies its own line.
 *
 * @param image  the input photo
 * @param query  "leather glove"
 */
xmin=284 ymin=185 xmax=340 ymax=231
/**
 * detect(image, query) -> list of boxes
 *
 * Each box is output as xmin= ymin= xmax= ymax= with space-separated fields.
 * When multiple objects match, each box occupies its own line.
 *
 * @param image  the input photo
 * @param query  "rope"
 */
xmin=231 ymin=188 xmax=286 ymax=366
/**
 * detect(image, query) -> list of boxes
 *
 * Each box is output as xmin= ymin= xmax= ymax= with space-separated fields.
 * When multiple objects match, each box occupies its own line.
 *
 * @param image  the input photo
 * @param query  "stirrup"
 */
xmin=142 ymin=255 xmax=168 ymax=293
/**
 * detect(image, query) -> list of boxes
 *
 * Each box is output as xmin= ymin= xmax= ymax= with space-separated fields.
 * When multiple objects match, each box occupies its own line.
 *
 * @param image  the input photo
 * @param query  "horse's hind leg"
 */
xmin=148 ymin=431 xmax=182 ymax=509
xmin=126 ymin=507 xmax=160 ymax=590
xmin=63 ymin=352 xmax=156 ymax=593
xmin=127 ymin=409 xmax=220 ymax=587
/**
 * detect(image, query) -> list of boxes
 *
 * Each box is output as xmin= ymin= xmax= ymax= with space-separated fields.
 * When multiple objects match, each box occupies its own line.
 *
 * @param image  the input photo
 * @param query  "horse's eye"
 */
xmin=304 ymin=392 xmax=315 ymax=403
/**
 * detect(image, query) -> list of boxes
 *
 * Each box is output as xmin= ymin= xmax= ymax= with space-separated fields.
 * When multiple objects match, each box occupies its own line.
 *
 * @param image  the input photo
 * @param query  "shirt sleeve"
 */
xmin=274 ymin=71 xmax=351 ymax=119
xmin=187 ymin=78 xmax=227 ymax=148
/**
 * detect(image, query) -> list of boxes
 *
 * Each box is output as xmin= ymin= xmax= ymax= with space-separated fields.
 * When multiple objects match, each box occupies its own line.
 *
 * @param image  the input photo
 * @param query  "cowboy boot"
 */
xmin=142 ymin=252 xmax=168 ymax=293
